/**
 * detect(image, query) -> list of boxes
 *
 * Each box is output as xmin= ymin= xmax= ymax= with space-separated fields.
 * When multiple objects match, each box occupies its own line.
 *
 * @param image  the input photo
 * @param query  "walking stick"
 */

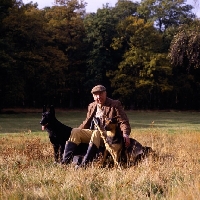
xmin=93 ymin=117 xmax=121 ymax=169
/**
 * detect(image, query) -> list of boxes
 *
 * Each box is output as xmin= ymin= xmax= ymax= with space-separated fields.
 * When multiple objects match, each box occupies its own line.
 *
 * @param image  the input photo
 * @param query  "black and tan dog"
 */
xmin=93 ymin=116 xmax=154 ymax=168
xmin=102 ymin=116 xmax=123 ymax=168
xmin=40 ymin=105 xmax=88 ymax=164
xmin=93 ymin=116 xmax=123 ymax=168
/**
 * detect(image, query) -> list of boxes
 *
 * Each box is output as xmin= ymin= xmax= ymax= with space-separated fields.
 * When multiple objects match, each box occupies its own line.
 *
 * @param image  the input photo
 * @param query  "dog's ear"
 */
xmin=49 ymin=105 xmax=55 ymax=115
xmin=113 ymin=115 xmax=120 ymax=119
xmin=43 ymin=105 xmax=47 ymax=112
xmin=112 ymin=115 xmax=120 ymax=123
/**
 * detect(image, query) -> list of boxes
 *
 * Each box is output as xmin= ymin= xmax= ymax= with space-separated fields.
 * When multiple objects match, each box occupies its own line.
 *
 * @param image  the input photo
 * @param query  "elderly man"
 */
xmin=62 ymin=85 xmax=131 ymax=167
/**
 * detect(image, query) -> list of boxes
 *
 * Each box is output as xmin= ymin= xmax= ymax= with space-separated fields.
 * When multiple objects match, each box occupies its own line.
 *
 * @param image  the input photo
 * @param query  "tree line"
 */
xmin=0 ymin=0 xmax=200 ymax=110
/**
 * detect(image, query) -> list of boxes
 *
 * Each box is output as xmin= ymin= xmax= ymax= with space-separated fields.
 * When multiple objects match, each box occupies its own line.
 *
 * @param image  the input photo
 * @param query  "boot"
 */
xmin=62 ymin=141 xmax=77 ymax=165
xmin=76 ymin=143 xmax=98 ymax=169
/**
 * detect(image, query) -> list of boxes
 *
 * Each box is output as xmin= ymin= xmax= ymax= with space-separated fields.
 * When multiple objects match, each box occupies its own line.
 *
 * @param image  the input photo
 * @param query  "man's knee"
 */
xmin=91 ymin=130 xmax=101 ymax=147
xmin=68 ymin=128 xmax=81 ymax=144
xmin=92 ymin=130 xmax=101 ymax=138
xmin=69 ymin=128 xmax=92 ymax=144
xmin=70 ymin=128 xmax=80 ymax=137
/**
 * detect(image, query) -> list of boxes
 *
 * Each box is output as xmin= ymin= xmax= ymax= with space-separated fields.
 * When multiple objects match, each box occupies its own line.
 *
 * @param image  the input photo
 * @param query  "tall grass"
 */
xmin=0 ymin=111 xmax=200 ymax=199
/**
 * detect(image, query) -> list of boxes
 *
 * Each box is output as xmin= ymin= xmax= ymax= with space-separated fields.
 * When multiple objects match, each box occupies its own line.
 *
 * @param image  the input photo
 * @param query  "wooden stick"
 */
xmin=93 ymin=117 xmax=121 ymax=168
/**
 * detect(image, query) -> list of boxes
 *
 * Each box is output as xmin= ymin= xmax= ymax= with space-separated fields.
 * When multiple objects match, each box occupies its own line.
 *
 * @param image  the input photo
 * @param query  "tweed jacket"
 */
xmin=78 ymin=97 xmax=131 ymax=136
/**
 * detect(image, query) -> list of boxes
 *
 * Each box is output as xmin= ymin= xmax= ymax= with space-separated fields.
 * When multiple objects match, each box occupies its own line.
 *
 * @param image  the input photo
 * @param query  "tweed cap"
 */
xmin=91 ymin=85 xmax=106 ymax=94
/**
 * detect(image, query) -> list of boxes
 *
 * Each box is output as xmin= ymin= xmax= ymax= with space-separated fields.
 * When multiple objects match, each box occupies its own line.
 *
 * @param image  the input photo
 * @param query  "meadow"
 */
xmin=0 ymin=110 xmax=200 ymax=200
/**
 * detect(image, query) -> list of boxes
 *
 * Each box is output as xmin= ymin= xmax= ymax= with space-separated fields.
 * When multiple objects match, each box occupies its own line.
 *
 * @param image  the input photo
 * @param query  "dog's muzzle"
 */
xmin=40 ymin=122 xmax=48 ymax=130
xmin=104 ymin=126 xmax=111 ymax=131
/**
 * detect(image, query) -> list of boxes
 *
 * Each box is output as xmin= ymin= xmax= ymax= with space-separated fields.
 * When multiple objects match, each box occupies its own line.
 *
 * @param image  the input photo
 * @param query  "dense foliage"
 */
xmin=0 ymin=0 xmax=200 ymax=110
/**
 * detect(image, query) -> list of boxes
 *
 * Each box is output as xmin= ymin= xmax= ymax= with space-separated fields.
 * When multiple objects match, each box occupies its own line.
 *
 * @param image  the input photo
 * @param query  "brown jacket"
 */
xmin=78 ymin=97 xmax=131 ymax=135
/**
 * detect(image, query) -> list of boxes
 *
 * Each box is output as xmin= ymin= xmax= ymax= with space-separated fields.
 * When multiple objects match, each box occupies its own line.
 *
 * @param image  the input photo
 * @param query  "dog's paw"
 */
xmin=53 ymin=161 xmax=60 ymax=165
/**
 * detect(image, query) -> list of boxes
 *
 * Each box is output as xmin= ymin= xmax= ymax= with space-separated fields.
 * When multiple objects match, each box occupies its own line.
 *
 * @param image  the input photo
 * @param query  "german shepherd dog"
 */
xmin=40 ymin=105 xmax=88 ymax=164
xmin=102 ymin=116 xmax=123 ymax=168
xmin=92 ymin=116 xmax=123 ymax=168
xmin=94 ymin=116 xmax=154 ymax=168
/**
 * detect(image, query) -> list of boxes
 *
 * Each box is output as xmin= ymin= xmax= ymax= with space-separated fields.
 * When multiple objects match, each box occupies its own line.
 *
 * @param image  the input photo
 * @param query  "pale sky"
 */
xmin=24 ymin=0 xmax=200 ymax=17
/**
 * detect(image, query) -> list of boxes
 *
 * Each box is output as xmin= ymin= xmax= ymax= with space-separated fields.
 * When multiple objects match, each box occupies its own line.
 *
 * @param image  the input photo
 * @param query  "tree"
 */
xmin=0 ymin=2 xmax=69 ymax=107
xmin=43 ymin=0 xmax=87 ymax=107
xmin=168 ymin=20 xmax=200 ymax=71
xmin=137 ymin=0 xmax=196 ymax=32
xmin=83 ymin=6 xmax=118 ymax=92
xmin=168 ymin=20 xmax=200 ymax=109
xmin=112 ymin=0 xmax=139 ymax=19
xmin=0 ymin=0 xmax=88 ymax=108
xmin=0 ymin=0 xmax=30 ymax=107
xmin=109 ymin=16 xmax=172 ymax=108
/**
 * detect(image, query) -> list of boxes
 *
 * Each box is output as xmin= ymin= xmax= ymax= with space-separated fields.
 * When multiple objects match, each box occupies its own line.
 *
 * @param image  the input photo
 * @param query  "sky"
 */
xmin=24 ymin=0 xmax=200 ymax=17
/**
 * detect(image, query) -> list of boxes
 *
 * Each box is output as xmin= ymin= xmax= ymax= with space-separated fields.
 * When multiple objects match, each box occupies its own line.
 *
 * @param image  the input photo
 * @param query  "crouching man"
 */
xmin=62 ymin=85 xmax=131 ymax=168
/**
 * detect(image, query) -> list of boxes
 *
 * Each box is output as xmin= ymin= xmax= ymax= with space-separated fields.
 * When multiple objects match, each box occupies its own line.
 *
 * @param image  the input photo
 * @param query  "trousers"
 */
xmin=68 ymin=128 xmax=104 ymax=148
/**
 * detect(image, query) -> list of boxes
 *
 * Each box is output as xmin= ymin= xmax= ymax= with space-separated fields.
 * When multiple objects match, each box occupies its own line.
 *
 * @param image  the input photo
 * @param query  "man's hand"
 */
xmin=123 ymin=133 xmax=130 ymax=147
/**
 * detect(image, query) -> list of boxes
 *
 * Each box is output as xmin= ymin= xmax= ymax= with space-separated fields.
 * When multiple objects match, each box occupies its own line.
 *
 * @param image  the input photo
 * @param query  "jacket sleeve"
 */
xmin=114 ymin=100 xmax=131 ymax=136
xmin=78 ymin=103 xmax=96 ymax=129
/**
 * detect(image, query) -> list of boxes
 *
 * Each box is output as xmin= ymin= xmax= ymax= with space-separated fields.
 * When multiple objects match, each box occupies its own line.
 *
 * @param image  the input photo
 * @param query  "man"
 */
xmin=62 ymin=85 xmax=131 ymax=167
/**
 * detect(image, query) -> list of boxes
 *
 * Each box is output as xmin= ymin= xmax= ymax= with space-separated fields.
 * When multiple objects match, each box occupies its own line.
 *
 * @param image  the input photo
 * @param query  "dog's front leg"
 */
xmin=125 ymin=150 xmax=131 ymax=167
xmin=101 ymin=149 xmax=108 ymax=167
xmin=52 ymin=144 xmax=60 ymax=163
xmin=113 ymin=152 xmax=122 ymax=170
xmin=60 ymin=143 xmax=66 ymax=163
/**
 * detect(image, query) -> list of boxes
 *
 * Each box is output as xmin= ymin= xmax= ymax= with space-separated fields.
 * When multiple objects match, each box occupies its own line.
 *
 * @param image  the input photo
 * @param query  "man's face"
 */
xmin=93 ymin=91 xmax=107 ymax=105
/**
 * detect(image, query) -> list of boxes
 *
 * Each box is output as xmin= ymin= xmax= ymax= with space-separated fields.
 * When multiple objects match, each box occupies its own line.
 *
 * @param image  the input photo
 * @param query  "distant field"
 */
xmin=0 ymin=110 xmax=200 ymax=133
xmin=127 ymin=110 xmax=200 ymax=131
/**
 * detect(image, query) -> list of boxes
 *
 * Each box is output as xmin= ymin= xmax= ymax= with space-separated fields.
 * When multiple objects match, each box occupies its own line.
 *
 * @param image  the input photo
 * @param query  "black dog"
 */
xmin=40 ymin=105 xmax=88 ymax=164
xmin=125 ymin=138 xmax=154 ymax=167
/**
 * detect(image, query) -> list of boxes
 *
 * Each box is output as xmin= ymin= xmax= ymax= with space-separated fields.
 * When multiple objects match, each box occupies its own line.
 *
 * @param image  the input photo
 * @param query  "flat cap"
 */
xmin=91 ymin=85 xmax=106 ymax=94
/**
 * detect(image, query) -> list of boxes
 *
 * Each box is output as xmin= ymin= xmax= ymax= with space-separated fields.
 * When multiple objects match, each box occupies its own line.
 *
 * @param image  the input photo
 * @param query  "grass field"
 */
xmin=0 ymin=110 xmax=200 ymax=199
xmin=1 ymin=109 xmax=200 ymax=133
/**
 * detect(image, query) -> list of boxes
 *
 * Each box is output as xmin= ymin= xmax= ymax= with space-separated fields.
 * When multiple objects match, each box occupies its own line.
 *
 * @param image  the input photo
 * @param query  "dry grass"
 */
xmin=0 ymin=129 xmax=199 ymax=200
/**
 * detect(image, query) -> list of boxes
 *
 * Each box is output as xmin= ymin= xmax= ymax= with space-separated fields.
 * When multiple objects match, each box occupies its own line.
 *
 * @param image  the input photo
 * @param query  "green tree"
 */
xmin=168 ymin=20 xmax=200 ymax=71
xmin=109 ymin=16 xmax=172 ymax=108
xmin=0 ymin=0 xmax=88 ymax=108
xmin=83 ymin=6 xmax=118 ymax=92
xmin=83 ymin=1 xmax=139 ymax=94
xmin=137 ymin=0 xmax=196 ymax=32
xmin=0 ymin=0 xmax=27 ymax=107
xmin=168 ymin=20 xmax=200 ymax=109
xmin=44 ymin=1 xmax=87 ymax=107
xmin=112 ymin=0 xmax=139 ymax=20
xmin=1 ymin=2 xmax=69 ymax=107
